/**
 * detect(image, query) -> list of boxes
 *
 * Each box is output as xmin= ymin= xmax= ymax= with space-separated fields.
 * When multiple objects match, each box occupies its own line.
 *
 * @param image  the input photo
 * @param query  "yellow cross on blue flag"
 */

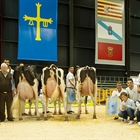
xmin=18 ymin=0 xmax=58 ymax=61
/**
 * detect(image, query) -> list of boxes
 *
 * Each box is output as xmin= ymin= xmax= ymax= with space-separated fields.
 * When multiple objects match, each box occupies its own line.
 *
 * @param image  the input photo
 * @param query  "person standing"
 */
xmin=111 ymin=81 xmax=126 ymax=120
xmin=0 ymin=63 xmax=15 ymax=122
xmin=66 ymin=66 xmax=75 ymax=114
xmin=3 ymin=58 xmax=15 ymax=119
xmin=112 ymin=81 xmax=126 ymax=97
xmin=126 ymin=78 xmax=140 ymax=102
xmin=3 ymin=58 xmax=14 ymax=75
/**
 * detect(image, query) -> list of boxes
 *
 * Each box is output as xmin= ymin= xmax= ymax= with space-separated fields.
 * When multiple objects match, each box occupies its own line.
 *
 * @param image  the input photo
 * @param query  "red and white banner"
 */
xmin=95 ymin=0 xmax=125 ymax=65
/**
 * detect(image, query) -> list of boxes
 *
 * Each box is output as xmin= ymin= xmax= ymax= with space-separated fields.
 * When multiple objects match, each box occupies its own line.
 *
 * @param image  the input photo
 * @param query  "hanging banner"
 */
xmin=18 ymin=0 xmax=58 ymax=61
xmin=95 ymin=0 xmax=125 ymax=65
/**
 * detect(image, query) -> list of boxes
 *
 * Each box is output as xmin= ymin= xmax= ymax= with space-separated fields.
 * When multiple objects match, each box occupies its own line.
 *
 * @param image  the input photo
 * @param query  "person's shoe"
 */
xmin=42 ymin=111 xmax=52 ymax=114
xmin=114 ymin=117 xmax=118 ymax=120
xmin=138 ymin=122 xmax=140 ymax=126
xmin=67 ymin=111 xmax=72 ymax=114
xmin=22 ymin=113 xmax=28 ymax=116
xmin=124 ymin=119 xmax=128 ymax=123
xmin=47 ymin=111 xmax=52 ymax=113
xmin=128 ymin=120 xmax=134 ymax=125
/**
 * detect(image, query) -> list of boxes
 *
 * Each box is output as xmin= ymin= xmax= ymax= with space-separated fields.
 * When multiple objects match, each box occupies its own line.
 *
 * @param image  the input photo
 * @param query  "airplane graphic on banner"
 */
xmin=98 ymin=20 xmax=122 ymax=41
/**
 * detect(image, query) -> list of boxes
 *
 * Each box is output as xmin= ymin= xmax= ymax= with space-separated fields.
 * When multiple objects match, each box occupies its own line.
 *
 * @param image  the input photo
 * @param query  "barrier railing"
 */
xmin=97 ymin=88 xmax=115 ymax=105
xmin=97 ymin=88 xmax=105 ymax=105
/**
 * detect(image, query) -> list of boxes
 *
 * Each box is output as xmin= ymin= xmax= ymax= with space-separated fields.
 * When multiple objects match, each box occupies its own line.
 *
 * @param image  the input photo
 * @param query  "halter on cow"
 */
xmin=42 ymin=64 xmax=68 ymax=120
xmin=75 ymin=66 xmax=97 ymax=119
xmin=11 ymin=65 xmax=41 ymax=120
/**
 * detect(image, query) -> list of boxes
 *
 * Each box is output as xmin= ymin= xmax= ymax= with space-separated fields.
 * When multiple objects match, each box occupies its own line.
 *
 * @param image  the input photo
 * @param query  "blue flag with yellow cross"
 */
xmin=18 ymin=0 xmax=58 ymax=61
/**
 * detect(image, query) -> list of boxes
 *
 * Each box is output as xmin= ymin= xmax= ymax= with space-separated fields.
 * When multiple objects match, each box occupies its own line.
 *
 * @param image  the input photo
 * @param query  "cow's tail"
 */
xmin=11 ymin=93 xmax=22 ymax=118
xmin=51 ymin=67 xmax=60 ymax=102
xmin=51 ymin=85 xmax=60 ymax=102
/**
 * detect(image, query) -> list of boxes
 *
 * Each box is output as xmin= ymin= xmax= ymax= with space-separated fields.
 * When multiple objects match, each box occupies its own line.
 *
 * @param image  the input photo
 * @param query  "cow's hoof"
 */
xmin=58 ymin=112 xmax=63 ymax=115
xmin=44 ymin=117 xmax=48 ymax=121
xmin=37 ymin=117 xmax=41 ymax=120
xmin=53 ymin=112 xmax=57 ymax=115
xmin=85 ymin=111 xmax=89 ymax=114
xmin=28 ymin=112 xmax=32 ymax=116
xmin=19 ymin=118 xmax=23 ymax=121
xmin=76 ymin=115 xmax=80 ymax=119
xmin=93 ymin=116 xmax=97 ymax=119
xmin=65 ymin=116 xmax=69 ymax=121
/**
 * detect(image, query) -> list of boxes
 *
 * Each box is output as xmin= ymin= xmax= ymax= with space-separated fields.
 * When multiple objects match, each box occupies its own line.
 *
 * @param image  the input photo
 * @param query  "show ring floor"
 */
xmin=0 ymin=105 xmax=140 ymax=140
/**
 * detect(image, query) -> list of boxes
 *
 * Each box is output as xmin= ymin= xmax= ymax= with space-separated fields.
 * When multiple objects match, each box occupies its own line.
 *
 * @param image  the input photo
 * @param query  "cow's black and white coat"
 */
xmin=11 ymin=65 xmax=41 ymax=120
xmin=41 ymin=64 xmax=68 ymax=120
xmin=75 ymin=66 xmax=97 ymax=119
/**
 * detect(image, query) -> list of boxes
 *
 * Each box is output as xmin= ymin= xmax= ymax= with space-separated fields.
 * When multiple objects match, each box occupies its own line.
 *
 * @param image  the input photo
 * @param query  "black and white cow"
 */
xmin=75 ymin=66 xmax=97 ymax=119
xmin=11 ymin=65 xmax=41 ymax=120
xmin=75 ymin=66 xmax=89 ymax=114
xmin=42 ymin=64 xmax=68 ymax=120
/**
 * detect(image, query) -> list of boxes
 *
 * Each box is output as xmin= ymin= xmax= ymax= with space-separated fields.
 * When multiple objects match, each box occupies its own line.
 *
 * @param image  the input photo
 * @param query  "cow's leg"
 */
xmin=91 ymin=81 xmax=97 ymax=119
xmin=84 ymin=96 xmax=89 ymax=114
xmin=58 ymin=98 xmax=62 ymax=115
xmin=32 ymin=79 xmax=41 ymax=120
xmin=19 ymin=100 xmax=23 ymax=120
xmin=43 ymin=95 xmax=48 ymax=120
xmin=63 ymin=92 xmax=68 ymax=121
xmin=35 ymin=98 xmax=41 ymax=120
xmin=90 ymin=94 xmax=97 ymax=119
xmin=75 ymin=81 xmax=82 ymax=119
xmin=28 ymin=100 xmax=32 ymax=116
xmin=64 ymin=100 xmax=68 ymax=121
xmin=53 ymin=101 xmax=57 ymax=115
xmin=76 ymin=93 xmax=81 ymax=119
xmin=34 ymin=101 xmax=37 ymax=116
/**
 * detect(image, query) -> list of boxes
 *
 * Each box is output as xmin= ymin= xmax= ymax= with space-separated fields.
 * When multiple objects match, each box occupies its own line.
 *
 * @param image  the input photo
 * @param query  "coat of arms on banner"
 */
xmin=104 ymin=6 xmax=109 ymax=14
xmin=108 ymin=47 xmax=113 ymax=57
xmin=106 ymin=97 xmax=120 ymax=116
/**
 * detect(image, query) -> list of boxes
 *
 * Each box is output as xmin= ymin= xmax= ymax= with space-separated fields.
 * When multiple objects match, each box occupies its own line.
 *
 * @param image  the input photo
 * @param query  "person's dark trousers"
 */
xmin=126 ymin=108 xmax=135 ymax=120
xmin=136 ymin=110 xmax=140 ymax=122
xmin=118 ymin=111 xmax=128 ymax=119
xmin=118 ymin=108 xmax=134 ymax=120
xmin=0 ymin=92 xmax=13 ymax=121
